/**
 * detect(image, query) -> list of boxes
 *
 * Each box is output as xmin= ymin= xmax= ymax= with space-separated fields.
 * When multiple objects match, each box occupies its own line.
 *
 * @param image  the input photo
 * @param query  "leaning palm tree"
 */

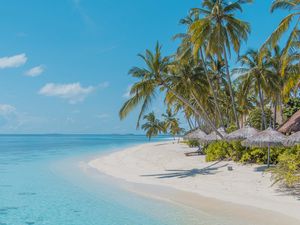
xmin=174 ymin=14 xmax=224 ymax=126
xmin=119 ymin=43 xmax=224 ymax=137
xmin=119 ymin=44 xmax=166 ymax=128
xmin=141 ymin=112 xmax=164 ymax=141
xmin=234 ymin=49 xmax=279 ymax=130
xmin=261 ymin=0 xmax=299 ymax=67
xmin=189 ymin=0 xmax=253 ymax=129
xmin=268 ymin=45 xmax=300 ymax=126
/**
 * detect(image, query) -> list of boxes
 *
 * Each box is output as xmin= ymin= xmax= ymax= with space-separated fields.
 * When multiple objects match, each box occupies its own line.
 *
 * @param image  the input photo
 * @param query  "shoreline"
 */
xmin=88 ymin=141 xmax=300 ymax=224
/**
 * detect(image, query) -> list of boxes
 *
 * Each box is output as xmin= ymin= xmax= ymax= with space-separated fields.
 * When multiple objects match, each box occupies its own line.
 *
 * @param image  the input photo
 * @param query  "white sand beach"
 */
xmin=89 ymin=141 xmax=300 ymax=224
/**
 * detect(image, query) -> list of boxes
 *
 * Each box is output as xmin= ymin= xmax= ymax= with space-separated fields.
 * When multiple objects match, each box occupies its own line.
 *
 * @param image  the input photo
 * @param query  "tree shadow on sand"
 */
xmin=154 ymin=142 xmax=172 ymax=146
xmin=253 ymin=165 xmax=269 ymax=172
xmin=141 ymin=161 xmax=228 ymax=179
xmin=274 ymin=184 xmax=300 ymax=201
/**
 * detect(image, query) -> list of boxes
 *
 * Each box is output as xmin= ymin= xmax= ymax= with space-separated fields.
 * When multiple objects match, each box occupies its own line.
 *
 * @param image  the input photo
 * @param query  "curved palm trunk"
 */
xmin=195 ymin=116 xmax=201 ymax=128
xmin=161 ymin=81 xmax=224 ymax=138
xmin=257 ymin=80 xmax=267 ymax=129
xmin=278 ymin=98 xmax=283 ymax=125
xmin=186 ymin=117 xmax=193 ymax=130
xmin=223 ymin=46 xmax=240 ymax=129
xmin=200 ymin=48 xmax=224 ymax=127
xmin=273 ymin=98 xmax=278 ymax=129
xmin=190 ymin=91 xmax=224 ymax=138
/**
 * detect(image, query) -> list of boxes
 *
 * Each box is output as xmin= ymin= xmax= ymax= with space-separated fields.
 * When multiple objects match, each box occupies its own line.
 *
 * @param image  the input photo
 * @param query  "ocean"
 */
xmin=0 ymin=135 xmax=206 ymax=225
xmin=0 ymin=134 xmax=256 ymax=225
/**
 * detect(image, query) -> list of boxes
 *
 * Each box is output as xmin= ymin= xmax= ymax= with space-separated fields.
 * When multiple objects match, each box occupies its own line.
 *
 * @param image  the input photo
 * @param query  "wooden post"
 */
xmin=267 ymin=144 xmax=270 ymax=168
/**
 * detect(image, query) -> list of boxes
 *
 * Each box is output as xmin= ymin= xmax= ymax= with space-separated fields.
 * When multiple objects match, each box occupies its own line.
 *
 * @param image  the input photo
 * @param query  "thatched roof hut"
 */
xmin=278 ymin=110 xmax=300 ymax=134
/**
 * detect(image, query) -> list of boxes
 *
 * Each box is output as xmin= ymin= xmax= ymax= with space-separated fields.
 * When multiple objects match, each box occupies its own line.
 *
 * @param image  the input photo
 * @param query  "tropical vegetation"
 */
xmin=120 ymin=0 xmax=300 ymax=187
xmin=141 ymin=110 xmax=185 ymax=141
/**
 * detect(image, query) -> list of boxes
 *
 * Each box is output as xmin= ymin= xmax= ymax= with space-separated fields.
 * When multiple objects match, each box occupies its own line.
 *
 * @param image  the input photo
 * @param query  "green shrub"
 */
xmin=226 ymin=124 xmax=238 ymax=133
xmin=240 ymin=147 xmax=286 ymax=164
xmin=185 ymin=139 xmax=200 ymax=148
xmin=205 ymin=140 xmax=287 ymax=165
xmin=229 ymin=141 xmax=246 ymax=161
xmin=240 ymin=148 xmax=265 ymax=164
xmin=204 ymin=140 xmax=246 ymax=162
xmin=205 ymin=141 xmax=229 ymax=161
xmin=270 ymin=146 xmax=300 ymax=187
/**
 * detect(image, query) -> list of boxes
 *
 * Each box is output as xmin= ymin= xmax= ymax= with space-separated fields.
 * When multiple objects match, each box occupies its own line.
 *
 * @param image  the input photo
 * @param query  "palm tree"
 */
xmin=166 ymin=57 xmax=226 ymax=133
xmin=268 ymin=45 xmax=300 ymax=126
xmin=162 ymin=109 xmax=184 ymax=141
xmin=162 ymin=109 xmax=177 ymax=130
xmin=234 ymin=49 xmax=279 ymax=130
xmin=189 ymin=0 xmax=253 ymax=128
xmin=170 ymin=123 xmax=185 ymax=143
xmin=174 ymin=14 xmax=224 ymax=126
xmin=141 ymin=112 xmax=164 ymax=141
xmin=119 ymin=43 xmax=224 ymax=138
xmin=261 ymin=0 xmax=299 ymax=66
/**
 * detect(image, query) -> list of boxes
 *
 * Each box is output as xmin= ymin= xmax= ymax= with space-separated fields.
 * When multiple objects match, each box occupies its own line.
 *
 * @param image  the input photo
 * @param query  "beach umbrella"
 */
xmin=242 ymin=127 xmax=287 ymax=167
xmin=206 ymin=127 xmax=227 ymax=142
xmin=284 ymin=131 xmax=300 ymax=146
xmin=184 ymin=129 xmax=208 ymax=142
xmin=226 ymin=126 xmax=259 ymax=141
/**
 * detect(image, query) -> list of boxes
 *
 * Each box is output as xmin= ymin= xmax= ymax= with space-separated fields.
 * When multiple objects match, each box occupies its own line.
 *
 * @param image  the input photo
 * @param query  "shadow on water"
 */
xmin=141 ymin=161 xmax=227 ymax=179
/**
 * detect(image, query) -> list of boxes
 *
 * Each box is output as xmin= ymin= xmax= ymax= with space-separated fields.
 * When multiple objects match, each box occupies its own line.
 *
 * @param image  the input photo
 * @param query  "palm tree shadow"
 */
xmin=141 ymin=161 xmax=227 ymax=179
xmin=275 ymin=184 xmax=300 ymax=201
xmin=154 ymin=143 xmax=170 ymax=146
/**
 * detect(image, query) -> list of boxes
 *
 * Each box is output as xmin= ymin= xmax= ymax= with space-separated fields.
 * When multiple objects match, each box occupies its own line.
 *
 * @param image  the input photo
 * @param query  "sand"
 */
xmin=89 ymin=141 xmax=300 ymax=224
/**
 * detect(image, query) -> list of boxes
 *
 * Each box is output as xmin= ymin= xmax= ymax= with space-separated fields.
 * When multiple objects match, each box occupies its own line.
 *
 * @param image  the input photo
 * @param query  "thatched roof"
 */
xmin=226 ymin=126 xmax=259 ymax=140
xmin=242 ymin=127 xmax=287 ymax=147
xmin=278 ymin=110 xmax=300 ymax=134
xmin=284 ymin=131 xmax=300 ymax=146
xmin=184 ymin=129 xmax=207 ymax=141
xmin=206 ymin=127 xmax=227 ymax=142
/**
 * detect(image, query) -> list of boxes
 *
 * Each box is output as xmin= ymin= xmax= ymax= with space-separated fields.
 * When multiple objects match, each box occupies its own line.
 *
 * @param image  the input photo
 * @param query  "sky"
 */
xmin=0 ymin=0 xmax=289 ymax=134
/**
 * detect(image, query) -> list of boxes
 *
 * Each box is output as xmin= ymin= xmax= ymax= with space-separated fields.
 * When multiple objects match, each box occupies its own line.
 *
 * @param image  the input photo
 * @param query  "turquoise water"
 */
xmin=0 ymin=135 xmax=255 ymax=225
xmin=0 ymin=135 xmax=204 ymax=225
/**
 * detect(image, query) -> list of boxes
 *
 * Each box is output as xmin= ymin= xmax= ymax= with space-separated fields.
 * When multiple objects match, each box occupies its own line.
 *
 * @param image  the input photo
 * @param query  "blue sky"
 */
xmin=0 ymin=0 xmax=288 ymax=134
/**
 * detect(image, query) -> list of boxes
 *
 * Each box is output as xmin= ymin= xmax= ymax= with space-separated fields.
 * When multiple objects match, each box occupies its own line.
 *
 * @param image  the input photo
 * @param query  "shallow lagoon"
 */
xmin=0 ymin=135 xmax=202 ymax=225
xmin=0 ymin=134 xmax=261 ymax=225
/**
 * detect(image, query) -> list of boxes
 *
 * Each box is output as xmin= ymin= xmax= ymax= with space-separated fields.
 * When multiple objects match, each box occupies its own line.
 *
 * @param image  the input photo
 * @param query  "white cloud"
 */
xmin=0 ymin=104 xmax=16 ymax=116
xmin=0 ymin=54 xmax=27 ymax=69
xmin=25 ymin=65 xmax=45 ymax=77
xmin=122 ymin=84 xmax=132 ymax=98
xmin=39 ymin=82 xmax=95 ymax=104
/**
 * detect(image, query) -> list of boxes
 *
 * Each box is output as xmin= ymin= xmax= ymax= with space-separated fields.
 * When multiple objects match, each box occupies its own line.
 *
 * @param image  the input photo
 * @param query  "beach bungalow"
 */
xmin=278 ymin=110 xmax=300 ymax=134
